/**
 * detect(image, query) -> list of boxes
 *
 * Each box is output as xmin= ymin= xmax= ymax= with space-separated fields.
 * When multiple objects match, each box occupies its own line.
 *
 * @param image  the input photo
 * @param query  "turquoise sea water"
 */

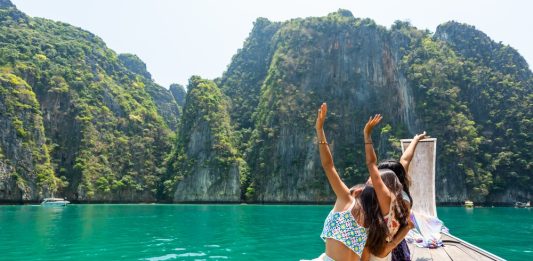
xmin=0 ymin=205 xmax=531 ymax=260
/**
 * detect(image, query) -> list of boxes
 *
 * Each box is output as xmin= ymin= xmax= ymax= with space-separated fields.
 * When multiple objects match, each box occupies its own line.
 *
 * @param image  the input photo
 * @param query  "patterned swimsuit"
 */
xmin=392 ymin=191 xmax=412 ymax=261
xmin=384 ymin=196 xmax=401 ymax=242
xmin=320 ymin=200 xmax=368 ymax=257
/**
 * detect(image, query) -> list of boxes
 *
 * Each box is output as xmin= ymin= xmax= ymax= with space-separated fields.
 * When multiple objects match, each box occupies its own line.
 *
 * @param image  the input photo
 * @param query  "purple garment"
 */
xmin=391 ymin=239 xmax=411 ymax=261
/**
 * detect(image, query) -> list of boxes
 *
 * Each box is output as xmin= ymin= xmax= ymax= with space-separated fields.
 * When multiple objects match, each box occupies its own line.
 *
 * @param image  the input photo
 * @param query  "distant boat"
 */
xmin=464 ymin=200 xmax=474 ymax=208
xmin=515 ymin=201 xmax=531 ymax=208
xmin=41 ymin=198 xmax=70 ymax=207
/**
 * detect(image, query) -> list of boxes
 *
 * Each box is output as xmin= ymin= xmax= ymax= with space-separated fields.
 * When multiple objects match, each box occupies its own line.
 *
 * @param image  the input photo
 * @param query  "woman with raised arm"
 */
xmin=362 ymin=114 xmax=410 ymax=261
xmin=307 ymin=104 xmax=400 ymax=261
xmin=310 ymin=102 xmax=367 ymax=261
xmin=378 ymin=132 xmax=428 ymax=261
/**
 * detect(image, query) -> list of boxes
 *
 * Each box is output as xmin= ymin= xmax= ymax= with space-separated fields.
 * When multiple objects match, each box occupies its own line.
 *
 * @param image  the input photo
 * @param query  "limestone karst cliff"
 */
xmin=0 ymin=1 xmax=177 ymax=202
xmin=167 ymin=77 xmax=243 ymax=202
xmin=0 ymin=2 xmax=530 ymax=203
xmin=217 ymin=11 xmax=532 ymax=203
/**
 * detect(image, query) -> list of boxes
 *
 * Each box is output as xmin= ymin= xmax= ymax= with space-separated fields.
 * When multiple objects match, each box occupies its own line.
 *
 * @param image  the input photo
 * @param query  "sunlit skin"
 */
xmin=365 ymin=131 xmax=428 ymax=187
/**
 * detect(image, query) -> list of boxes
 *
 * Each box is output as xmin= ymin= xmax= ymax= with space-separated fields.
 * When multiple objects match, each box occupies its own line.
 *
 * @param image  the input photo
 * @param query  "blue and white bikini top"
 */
xmin=320 ymin=199 xmax=368 ymax=257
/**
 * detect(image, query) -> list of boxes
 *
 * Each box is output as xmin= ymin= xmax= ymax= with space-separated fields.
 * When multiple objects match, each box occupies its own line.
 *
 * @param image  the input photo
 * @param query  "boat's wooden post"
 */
xmin=401 ymin=138 xmax=437 ymax=217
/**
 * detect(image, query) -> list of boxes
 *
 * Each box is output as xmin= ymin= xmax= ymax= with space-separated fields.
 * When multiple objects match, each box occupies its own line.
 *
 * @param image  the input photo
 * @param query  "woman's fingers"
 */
xmin=365 ymin=114 xmax=383 ymax=128
xmin=316 ymin=103 xmax=327 ymax=129
xmin=415 ymin=131 xmax=428 ymax=140
xmin=372 ymin=114 xmax=380 ymax=124
xmin=369 ymin=114 xmax=382 ymax=126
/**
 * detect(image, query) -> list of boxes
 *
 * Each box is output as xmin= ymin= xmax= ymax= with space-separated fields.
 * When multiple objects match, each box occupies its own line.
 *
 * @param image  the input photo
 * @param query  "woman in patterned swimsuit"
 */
xmin=310 ymin=103 xmax=405 ymax=261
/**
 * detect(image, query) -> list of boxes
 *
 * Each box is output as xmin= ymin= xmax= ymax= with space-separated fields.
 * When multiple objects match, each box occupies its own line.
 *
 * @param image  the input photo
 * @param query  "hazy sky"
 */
xmin=12 ymin=0 xmax=533 ymax=88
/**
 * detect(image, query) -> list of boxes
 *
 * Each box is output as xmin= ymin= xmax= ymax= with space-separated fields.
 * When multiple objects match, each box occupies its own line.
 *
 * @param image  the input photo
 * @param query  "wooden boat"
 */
xmin=401 ymin=138 xmax=504 ymax=260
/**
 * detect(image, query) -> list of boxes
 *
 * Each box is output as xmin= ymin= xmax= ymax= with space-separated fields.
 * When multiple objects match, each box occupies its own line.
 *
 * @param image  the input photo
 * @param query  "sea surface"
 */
xmin=0 ymin=205 xmax=530 ymax=260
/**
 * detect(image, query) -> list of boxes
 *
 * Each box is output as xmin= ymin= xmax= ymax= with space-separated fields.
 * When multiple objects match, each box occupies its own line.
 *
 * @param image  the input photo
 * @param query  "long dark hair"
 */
xmin=363 ymin=169 xmax=410 ymax=256
xmin=380 ymin=170 xmax=409 ymax=228
xmin=378 ymin=160 xmax=413 ymax=207
xmin=360 ymin=185 xmax=388 ymax=255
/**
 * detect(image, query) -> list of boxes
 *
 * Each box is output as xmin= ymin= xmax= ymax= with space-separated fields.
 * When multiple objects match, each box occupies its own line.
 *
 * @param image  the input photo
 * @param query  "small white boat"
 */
xmin=515 ymin=201 xmax=531 ymax=208
xmin=41 ymin=198 xmax=70 ymax=207
xmin=464 ymin=200 xmax=474 ymax=208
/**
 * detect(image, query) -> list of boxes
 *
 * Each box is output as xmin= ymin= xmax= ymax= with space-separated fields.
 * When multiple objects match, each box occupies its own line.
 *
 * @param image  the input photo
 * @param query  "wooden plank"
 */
xmin=413 ymin=246 xmax=432 ymax=261
xmin=407 ymin=234 xmax=500 ymax=260
xmin=442 ymin=233 xmax=502 ymax=260
xmin=444 ymin=245 xmax=475 ymax=260
xmin=455 ymin=244 xmax=494 ymax=261
xmin=430 ymin=247 xmax=452 ymax=261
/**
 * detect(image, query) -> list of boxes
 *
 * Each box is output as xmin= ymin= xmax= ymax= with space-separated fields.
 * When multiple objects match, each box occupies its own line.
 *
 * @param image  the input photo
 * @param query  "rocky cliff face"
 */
xmin=0 ymin=73 xmax=58 ymax=202
xmin=0 ymin=1 xmax=176 ymax=202
xmin=242 ymin=12 xmax=418 ymax=202
xmin=168 ymin=77 xmax=243 ymax=202
xmin=169 ymin=83 xmax=186 ymax=107
xmin=144 ymin=83 xmax=180 ymax=131
xmin=0 ymin=2 xmax=530 ymax=203
xmin=219 ymin=11 xmax=532 ymax=203
xmin=219 ymin=18 xmax=281 ymax=131
xmin=433 ymin=22 xmax=532 ymax=202
xmin=119 ymin=53 xmax=180 ymax=130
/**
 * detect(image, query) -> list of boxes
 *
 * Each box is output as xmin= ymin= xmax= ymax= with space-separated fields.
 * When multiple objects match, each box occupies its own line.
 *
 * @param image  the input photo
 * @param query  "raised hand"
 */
xmin=364 ymin=113 xmax=393 ymax=217
xmin=315 ymin=102 xmax=352 ymax=201
xmin=364 ymin=114 xmax=382 ymax=137
xmin=315 ymin=102 xmax=327 ymax=130
xmin=401 ymin=131 xmax=429 ymax=174
xmin=414 ymin=131 xmax=428 ymax=141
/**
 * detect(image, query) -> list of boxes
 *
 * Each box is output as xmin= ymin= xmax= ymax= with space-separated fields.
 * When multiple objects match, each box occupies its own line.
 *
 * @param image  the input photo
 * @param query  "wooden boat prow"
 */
xmin=401 ymin=138 xmax=504 ymax=261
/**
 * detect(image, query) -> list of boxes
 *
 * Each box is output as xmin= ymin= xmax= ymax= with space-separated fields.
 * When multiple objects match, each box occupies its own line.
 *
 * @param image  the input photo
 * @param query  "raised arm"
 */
xmin=400 ymin=131 xmax=428 ymax=173
xmin=316 ymin=103 xmax=351 ymax=202
xmin=364 ymin=114 xmax=391 ymax=215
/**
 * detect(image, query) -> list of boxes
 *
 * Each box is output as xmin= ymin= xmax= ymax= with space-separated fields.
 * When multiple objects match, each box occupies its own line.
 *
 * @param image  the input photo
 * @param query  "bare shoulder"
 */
xmin=332 ymin=195 xmax=354 ymax=212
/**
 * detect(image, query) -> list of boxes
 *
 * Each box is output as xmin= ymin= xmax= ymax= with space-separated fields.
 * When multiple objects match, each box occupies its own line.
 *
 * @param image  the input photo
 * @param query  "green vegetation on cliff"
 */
xmin=0 ymin=72 xmax=59 ymax=200
xmin=166 ymin=76 xmax=245 ymax=202
xmin=220 ymin=11 xmax=532 ymax=202
xmin=434 ymin=22 xmax=532 ymax=199
xmin=0 ymin=2 xmax=177 ymax=201
xmin=169 ymin=83 xmax=186 ymax=107
xmin=0 ymin=2 xmax=530 ymax=203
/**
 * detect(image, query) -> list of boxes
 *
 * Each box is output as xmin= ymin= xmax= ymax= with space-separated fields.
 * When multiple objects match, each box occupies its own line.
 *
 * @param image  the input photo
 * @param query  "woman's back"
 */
xmin=322 ymin=197 xmax=367 ymax=260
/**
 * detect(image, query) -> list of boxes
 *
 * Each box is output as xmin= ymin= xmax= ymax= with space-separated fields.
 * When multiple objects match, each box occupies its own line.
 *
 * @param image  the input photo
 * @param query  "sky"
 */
xmin=11 ymin=0 xmax=533 ymax=88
